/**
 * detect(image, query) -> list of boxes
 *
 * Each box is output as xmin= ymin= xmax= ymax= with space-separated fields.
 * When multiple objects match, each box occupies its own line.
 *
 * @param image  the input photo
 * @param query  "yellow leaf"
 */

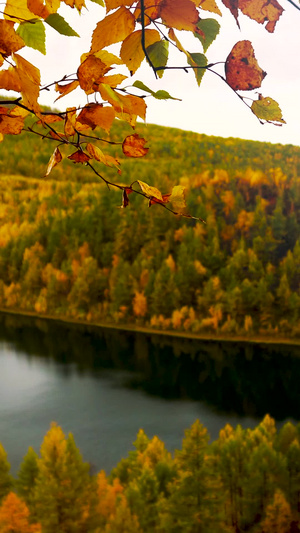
xmin=98 ymin=73 xmax=127 ymax=87
xmin=80 ymin=50 xmax=124 ymax=66
xmin=192 ymin=0 xmax=221 ymax=15
xmin=45 ymin=146 xmax=62 ymax=176
xmin=169 ymin=185 xmax=187 ymax=211
xmin=0 ymin=66 xmax=21 ymax=92
xmin=160 ymin=0 xmax=199 ymax=31
xmin=122 ymin=134 xmax=149 ymax=157
xmin=77 ymin=55 xmax=111 ymax=94
xmin=137 ymin=180 xmax=163 ymax=201
xmin=0 ymin=20 xmax=25 ymax=56
xmin=120 ymin=29 xmax=160 ymax=74
xmin=55 ymin=80 xmax=79 ymax=101
xmin=14 ymin=53 xmax=41 ymax=116
xmin=105 ymin=0 xmax=135 ymax=12
xmin=86 ymin=143 xmax=121 ymax=168
xmin=0 ymin=107 xmax=24 ymax=134
xmin=64 ymin=107 xmax=77 ymax=137
xmin=4 ymin=0 xmax=34 ymax=21
xmin=90 ymin=6 xmax=135 ymax=53
xmin=77 ymin=103 xmax=115 ymax=132
xmin=99 ymin=84 xmax=147 ymax=120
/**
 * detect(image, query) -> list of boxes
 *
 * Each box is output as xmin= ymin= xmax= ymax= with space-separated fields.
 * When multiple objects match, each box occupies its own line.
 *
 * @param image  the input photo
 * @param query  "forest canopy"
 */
xmin=0 ymin=0 xmax=296 ymax=213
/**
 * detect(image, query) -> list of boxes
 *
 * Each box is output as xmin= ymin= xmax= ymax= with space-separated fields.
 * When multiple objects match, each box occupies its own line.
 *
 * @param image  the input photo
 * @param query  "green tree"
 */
xmin=16 ymin=447 xmax=39 ymax=512
xmin=34 ymin=424 xmax=96 ymax=533
xmin=0 ymin=444 xmax=13 ymax=504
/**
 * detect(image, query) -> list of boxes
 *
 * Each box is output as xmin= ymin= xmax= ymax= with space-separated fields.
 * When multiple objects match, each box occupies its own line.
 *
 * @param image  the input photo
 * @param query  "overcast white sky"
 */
xmin=8 ymin=0 xmax=300 ymax=146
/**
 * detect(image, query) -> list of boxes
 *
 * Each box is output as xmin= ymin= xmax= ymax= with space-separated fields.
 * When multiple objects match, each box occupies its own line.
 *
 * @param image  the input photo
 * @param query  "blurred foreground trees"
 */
xmin=1 ymin=416 xmax=300 ymax=532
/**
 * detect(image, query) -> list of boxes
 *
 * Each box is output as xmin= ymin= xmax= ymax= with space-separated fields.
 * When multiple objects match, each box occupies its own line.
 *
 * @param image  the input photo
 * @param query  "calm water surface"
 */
xmin=0 ymin=313 xmax=299 ymax=474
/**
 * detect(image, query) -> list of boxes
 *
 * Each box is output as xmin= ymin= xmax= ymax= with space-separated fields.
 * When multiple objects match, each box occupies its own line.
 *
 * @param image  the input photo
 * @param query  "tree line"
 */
xmin=0 ymin=123 xmax=299 ymax=339
xmin=0 ymin=416 xmax=300 ymax=532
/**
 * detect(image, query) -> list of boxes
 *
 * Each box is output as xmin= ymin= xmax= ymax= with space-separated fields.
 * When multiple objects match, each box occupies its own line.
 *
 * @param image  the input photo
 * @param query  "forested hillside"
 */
xmin=1 ymin=416 xmax=300 ymax=532
xmin=0 ymin=121 xmax=300 ymax=339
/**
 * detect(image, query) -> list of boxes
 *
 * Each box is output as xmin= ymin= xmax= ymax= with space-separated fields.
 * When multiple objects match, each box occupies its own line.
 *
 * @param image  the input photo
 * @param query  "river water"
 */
xmin=0 ymin=312 xmax=299 ymax=475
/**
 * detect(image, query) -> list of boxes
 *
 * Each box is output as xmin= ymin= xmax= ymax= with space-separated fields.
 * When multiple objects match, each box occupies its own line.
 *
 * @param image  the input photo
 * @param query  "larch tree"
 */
xmin=0 ymin=0 xmax=296 ymax=219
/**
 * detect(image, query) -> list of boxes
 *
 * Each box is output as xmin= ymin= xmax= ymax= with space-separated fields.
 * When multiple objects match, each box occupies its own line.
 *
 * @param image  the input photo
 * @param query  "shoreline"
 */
xmin=1 ymin=307 xmax=300 ymax=348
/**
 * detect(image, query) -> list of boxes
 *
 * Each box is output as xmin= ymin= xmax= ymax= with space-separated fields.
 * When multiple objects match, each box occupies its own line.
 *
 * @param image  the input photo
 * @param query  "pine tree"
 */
xmin=33 ymin=424 xmax=96 ymax=533
xmin=0 ymin=492 xmax=41 ymax=533
xmin=0 ymin=444 xmax=13 ymax=504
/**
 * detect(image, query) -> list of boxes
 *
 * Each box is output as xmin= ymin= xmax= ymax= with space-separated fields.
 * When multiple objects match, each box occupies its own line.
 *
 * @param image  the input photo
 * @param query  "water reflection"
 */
xmin=1 ymin=312 xmax=300 ymax=421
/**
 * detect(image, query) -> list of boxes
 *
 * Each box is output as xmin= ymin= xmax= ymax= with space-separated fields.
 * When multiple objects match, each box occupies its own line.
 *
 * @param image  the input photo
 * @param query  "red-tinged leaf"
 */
xmin=239 ymin=0 xmax=283 ymax=32
xmin=44 ymin=146 xmax=62 ymax=176
xmin=134 ymin=0 xmax=161 ymax=25
xmin=90 ymin=6 xmax=135 ymax=53
xmin=0 ymin=20 xmax=25 ymax=56
xmin=77 ymin=103 xmax=115 ymax=132
xmin=122 ymin=134 xmax=149 ymax=158
xmin=68 ymin=150 xmax=91 ymax=163
xmin=225 ymin=40 xmax=266 ymax=91
xmin=137 ymin=180 xmax=163 ymax=201
xmin=160 ymin=0 xmax=199 ymax=31
xmin=121 ymin=187 xmax=133 ymax=208
xmin=221 ymin=0 xmax=239 ymax=27
xmin=55 ymin=80 xmax=79 ymax=101
xmin=149 ymin=193 xmax=171 ymax=205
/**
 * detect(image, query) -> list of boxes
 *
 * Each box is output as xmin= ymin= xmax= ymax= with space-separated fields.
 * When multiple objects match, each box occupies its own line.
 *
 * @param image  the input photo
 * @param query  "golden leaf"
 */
xmin=169 ymin=185 xmax=187 ymax=211
xmin=90 ymin=6 xmax=135 ymax=53
xmin=64 ymin=107 xmax=77 ymax=137
xmin=0 ymin=107 xmax=24 ymax=134
xmin=77 ymin=103 xmax=115 ymax=132
xmin=77 ymin=55 xmax=111 ymax=94
xmin=86 ymin=143 xmax=121 ymax=168
xmin=137 ymin=180 xmax=163 ymax=201
xmin=68 ymin=150 xmax=91 ymax=163
xmin=98 ymin=73 xmax=127 ymax=87
xmin=120 ymin=29 xmax=160 ymax=74
xmin=80 ymin=50 xmax=124 ymax=66
xmin=160 ymin=0 xmax=199 ymax=31
xmin=239 ymin=0 xmax=283 ymax=32
xmin=0 ymin=66 xmax=22 ymax=92
xmin=14 ymin=53 xmax=41 ymax=116
xmin=195 ymin=0 xmax=222 ymax=15
xmin=4 ymin=0 xmax=34 ymax=21
xmin=225 ymin=40 xmax=266 ymax=91
xmin=62 ymin=0 xmax=85 ymax=10
xmin=45 ymin=146 xmax=62 ymax=177
xmin=122 ymin=134 xmax=149 ymax=157
xmin=105 ymin=0 xmax=135 ymax=12
xmin=0 ymin=20 xmax=25 ymax=56
xmin=99 ymin=84 xmax=147 ymax=120
xmin=27 ymin=0 xmax=60 ymax=18
xmin=55 ymin=80 xmax=79 ymax=101
xmin=37 ymin=113 xmax=63 ymax=124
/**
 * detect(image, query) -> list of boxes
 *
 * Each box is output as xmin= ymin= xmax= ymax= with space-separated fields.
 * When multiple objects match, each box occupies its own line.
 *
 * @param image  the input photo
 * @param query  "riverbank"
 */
xmin=1 ymin=306 xmax=300 ymax=348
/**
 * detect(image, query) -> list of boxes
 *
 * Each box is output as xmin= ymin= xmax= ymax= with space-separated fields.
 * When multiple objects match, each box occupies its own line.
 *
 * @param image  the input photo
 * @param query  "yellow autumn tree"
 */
xmin=0 ymin=492 xmax=41 ymax=533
